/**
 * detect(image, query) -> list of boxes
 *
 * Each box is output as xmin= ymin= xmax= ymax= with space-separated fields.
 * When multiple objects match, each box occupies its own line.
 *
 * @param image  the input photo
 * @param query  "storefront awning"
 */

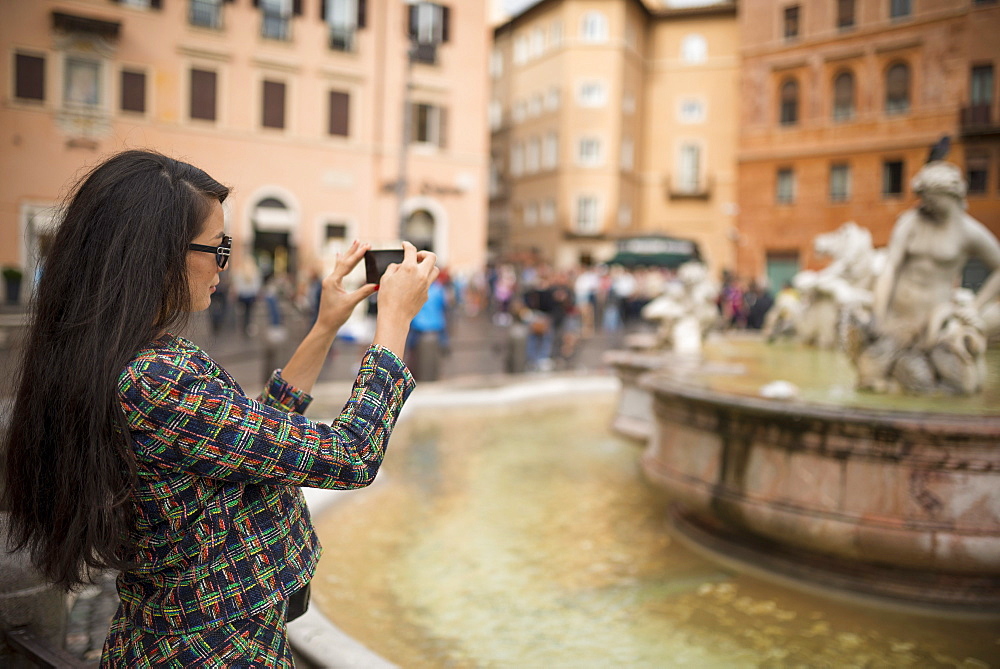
xmin=607 ymin=235 xmax=701 ymax=268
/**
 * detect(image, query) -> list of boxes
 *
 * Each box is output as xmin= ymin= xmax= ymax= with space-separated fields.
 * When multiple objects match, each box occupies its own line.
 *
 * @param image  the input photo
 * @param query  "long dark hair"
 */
xmin=1 ymin=150 xmax=229 ymax=589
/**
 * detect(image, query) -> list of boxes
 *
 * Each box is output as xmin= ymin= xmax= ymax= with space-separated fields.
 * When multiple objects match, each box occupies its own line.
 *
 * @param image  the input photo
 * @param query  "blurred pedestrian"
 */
xmin=233 ymin=255 xmax=262 ymax=337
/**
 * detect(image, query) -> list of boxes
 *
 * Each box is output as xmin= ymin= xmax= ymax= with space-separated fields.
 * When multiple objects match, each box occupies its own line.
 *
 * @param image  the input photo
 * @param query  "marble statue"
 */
xmin=848 ymin=161 xmax=1000 ymax=395
xmin=789 ymin=221 xmax=886 ymax=348
xmin=640 ymin=261 xmax=719 ymax=354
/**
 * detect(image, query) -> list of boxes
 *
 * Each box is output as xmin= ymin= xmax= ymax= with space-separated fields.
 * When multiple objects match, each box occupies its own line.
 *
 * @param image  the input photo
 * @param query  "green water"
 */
xmin=680 ymin=338 xmax=1000 ymax=415
xmin=312 ymin=397 xmax=1000 ymax=668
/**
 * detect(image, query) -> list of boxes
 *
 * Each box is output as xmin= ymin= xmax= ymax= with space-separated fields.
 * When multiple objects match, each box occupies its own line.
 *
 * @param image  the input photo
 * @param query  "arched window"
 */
xmin=580 ymin=11 xmax=608 ymax=43
xmin=780 ymin=78 xmax=799 ymax=126
xmin=680 ymin=34 xmax=707 ymax=64
xmin=885 ymin=62 xmax=910 ymax=114
xmin=832 ymin=71 xmax=855 ymax=121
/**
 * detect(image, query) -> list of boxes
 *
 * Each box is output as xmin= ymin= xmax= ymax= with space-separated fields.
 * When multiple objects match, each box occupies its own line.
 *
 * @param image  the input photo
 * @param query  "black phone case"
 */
xmin=364 ymin=249 xmax=404 ymax=285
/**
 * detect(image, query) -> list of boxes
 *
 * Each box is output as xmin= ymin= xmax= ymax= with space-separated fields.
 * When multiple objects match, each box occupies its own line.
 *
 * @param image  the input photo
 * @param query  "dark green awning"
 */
xmin=607 ymin=236 xmax=700 ymax=268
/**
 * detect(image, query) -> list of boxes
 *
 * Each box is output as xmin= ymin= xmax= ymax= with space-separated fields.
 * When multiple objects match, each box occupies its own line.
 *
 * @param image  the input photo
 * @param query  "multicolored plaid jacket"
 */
xmin=115 ymin=334 xmax=414 ymax=633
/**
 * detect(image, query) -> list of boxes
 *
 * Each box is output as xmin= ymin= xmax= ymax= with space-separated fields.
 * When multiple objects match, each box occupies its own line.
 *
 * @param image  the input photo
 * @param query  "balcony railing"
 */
xmin=329 ymin=25 xmax=355 ymax=51
xmin=190 ymin=0 xmax=222 ymax=29
xmin=960 ymin=103 xmax=998 ymax=136
xmin=664 ymin=174 xmax=714 ymax=200
xmin=261 ymin=12 xmax=290 ymax=41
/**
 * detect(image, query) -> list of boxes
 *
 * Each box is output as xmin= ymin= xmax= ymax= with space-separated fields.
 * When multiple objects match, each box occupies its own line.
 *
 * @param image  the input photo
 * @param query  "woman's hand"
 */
xmin=373 ymin=241 xmax=439 ymax=356
xmin=314 ymin=240 xmax=378 ymax=335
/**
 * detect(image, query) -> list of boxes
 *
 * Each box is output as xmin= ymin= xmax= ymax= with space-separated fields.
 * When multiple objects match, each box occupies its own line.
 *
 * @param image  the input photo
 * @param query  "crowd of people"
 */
xmin=205 ymin=249 xmax=785 ymax=376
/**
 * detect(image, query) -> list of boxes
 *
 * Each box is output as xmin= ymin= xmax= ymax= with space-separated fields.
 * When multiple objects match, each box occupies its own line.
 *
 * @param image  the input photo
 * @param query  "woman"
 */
xmin=1 ymin=150 xmax=437 ymax=666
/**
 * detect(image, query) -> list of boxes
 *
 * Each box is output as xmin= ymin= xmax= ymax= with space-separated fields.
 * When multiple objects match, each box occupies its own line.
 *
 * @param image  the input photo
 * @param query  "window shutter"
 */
xmin=190 ymin=69 xmax=217 ymax=121
xmin=407 ymin=5 xmax=418 ymax=39
xmin=252 ymin=0 xmax=260 ymax=7
xmin=328 ymin=90 xmax=349 ymax=136
xmin=15 ymin=54 xmax=45 ymax=101
xmin=263 ymin=80 xmax=286 ymax=128
xmin=320 ymin=0 xmax=326 ymax=20
xmin=121 ymin=70 xmax=146 ymax=112
xmin=357 ymin=0 xmax=366 ymax=28
xmin=438 ymin=105 xmax=448 ymax=148
xmin=293 ymin=0 xmax=302 ymax=16
xmin=440 ymin=5 xmax=450 ymax=43
xmin=150 ymin=0 xmax=162 ymax=9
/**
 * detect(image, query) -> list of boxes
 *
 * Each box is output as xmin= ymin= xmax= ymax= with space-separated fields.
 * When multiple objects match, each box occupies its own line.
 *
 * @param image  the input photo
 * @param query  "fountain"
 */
xmin=608 ymin=161 xmax=1000 ymax=615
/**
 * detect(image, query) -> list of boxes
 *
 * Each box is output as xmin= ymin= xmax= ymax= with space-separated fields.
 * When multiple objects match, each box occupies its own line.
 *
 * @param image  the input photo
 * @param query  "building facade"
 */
xmin=1 ymin=0 xmax=490 ymax=293
xmin=738 ymin=0 xmax=1000 ymax=289
xmin=489 ymin=0 xmax=740 ymax=273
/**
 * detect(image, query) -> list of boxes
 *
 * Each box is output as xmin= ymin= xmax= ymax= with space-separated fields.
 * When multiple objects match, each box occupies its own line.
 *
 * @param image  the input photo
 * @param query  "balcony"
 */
xmin=960 ymin=104 xmax=1000 ymax=137
xmin=329 ymin=25 xmax=355 ymax=52
xmin=664 ymin=174 xmax=714 ymax=200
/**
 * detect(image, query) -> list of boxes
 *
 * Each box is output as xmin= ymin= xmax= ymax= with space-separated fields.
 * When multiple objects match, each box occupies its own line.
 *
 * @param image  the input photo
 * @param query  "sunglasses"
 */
xmin=188 ymin=234 xmax=232 ymax=269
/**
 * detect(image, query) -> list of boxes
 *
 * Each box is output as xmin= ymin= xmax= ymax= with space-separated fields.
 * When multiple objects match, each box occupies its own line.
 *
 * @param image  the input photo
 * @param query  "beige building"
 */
xmin=0 ymin=0 xmax=490 ymax=294
xmin=490 ymin=0 xmax=739 ymax=274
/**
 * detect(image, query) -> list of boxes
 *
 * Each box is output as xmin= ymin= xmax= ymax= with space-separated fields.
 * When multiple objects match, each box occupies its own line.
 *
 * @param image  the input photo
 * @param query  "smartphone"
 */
xmin=364 ymin=249 xmax=404 ymax=285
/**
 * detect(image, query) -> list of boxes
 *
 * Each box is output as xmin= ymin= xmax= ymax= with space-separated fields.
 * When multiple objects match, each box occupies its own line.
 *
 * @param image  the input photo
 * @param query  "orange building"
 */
xmin=737 ymin=0 xmax=1000 ymax=289
xmin=1 ymin=0 xmax=490 ymax=294
xmin=490 ymin=0 xmax=740 ymax=273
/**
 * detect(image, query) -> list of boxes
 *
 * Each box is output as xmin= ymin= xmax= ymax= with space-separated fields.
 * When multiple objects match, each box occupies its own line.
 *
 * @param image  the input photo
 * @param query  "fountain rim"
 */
xmin=639 ymin=371 xmax=1000 ymax=432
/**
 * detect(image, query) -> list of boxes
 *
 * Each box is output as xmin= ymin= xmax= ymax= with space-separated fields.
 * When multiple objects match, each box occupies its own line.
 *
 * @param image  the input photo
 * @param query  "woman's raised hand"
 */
xmin=373 ymin=241 xmax=439 ymax=356
xmin=315 ymin=240 xmax=378 ymax=334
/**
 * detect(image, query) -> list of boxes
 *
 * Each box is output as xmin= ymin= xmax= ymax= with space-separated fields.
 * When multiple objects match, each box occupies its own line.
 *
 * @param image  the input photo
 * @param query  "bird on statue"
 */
xmin=926 ymin=135 xmax=951 ymax=163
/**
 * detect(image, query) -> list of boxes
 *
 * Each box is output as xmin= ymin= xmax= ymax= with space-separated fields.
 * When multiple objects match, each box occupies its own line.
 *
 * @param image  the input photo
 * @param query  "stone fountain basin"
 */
xmin=608 ymin=338 xmax=1000 ymax=611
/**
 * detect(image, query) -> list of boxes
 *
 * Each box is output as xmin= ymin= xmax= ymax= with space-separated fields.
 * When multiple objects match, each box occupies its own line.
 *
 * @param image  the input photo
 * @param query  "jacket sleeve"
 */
xmin=119 ymin=344 xmax=415 ymax=489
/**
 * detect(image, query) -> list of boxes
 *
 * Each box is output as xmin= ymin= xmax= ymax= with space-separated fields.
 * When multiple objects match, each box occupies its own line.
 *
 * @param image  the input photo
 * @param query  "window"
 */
xmin=528 ymin=94 xmax=542 ymax=117
xmin=328 ymin=90 xmax=349 ymax=136
xmin=261 ymin=0 xmax=292 ymax=41
xmin=524 ymin=201 xmax=538 ymax=226
xmin=117 ymin=0 xmax=157 ymax=7
xmin=64 ymin=56 xmax=101 ymax=109
xmin=411 ymin=102 xmax=447 ymax=147
xmin=784 ymin=5 xmax=800 ymax=40
xmin=971 ymin=65 xmax=994 ymax=106
xmin=541 ymin=199 xmax=556 ymax=225
xmin=617 ymin=203 xmax=632 ymax=227
xmin=490 ymin=50 xmax=503 ymax=78
xmin=882 ymin=160 xmax=904 ymax=196
xmin=678 ymin=144 xmax=701 ymax=193
xmin=680 ymin=34 xmax=706 ymax=64
xmin=550 ymin=21 xmax=563 ymax=48
xmin=190 ymin=0 xmax=222 ymax=29
xmin=513 ymin=36 xmax=527 ymax=65
xmin=837 ymin=0 xmax=855 ymax=29
xmin=324 ymin=0 xmax=366 ymax=51
xmin=511 ymin=143 xmax=523 ymax=176
xmin=885 ymin=62 xmax=910 ymax=114
xmin=578 ymin=81 xmax=607 ymax=107
xmin=488 ymin=100 xmax=502 ymax=130
xmin=575 ymin=196 xmax=600 ymax=234
xmin=190 ymin=68 xmax=217 ymax=121
xmin=529 ymin=29 xmax=544 ymax=58
xmin=120 ymin=70 xmax=146 ymax=113
xmin=489 ymin=157 xmax=501 ymax=197
xmin=679 ymin=98 xmax=705 ymax=124
xmin=620 ymin=137 xmax=634 ymax=171
xmin=776 ymin=168 xmax=795 ymax=204
xmin=542 ymin=132 xmax=558 ymax=169
xmin=830 ymin=163 xmax=851 ymax=202
xmin=580 ymin=12 xmax=608 ymax=43
xmin=780 ymin=78 xmax=799 ymax=125
xmin=15 ymin=53 xmax=45 ymax=101
xmin=525 ymin=137 xmax=540 ymax=173
xmin=545 ymin=86 xmax=561 ymax=111
xmin=262 ymin=80 xmax=285 ymax=129
xmin=623 ymin=93 xmax=636 ymax=115
xmin=890 ymin=0 xmax=911 ymax=20
xmin=408 ymin=3 xmax=450 ymax=45
xmin=967 ymin=156 xmax=989 ymax=194
xmin=578 ymin=137 xmax=602 ymax=166
xmin=832 ymin=71 xmax=855 ymax=121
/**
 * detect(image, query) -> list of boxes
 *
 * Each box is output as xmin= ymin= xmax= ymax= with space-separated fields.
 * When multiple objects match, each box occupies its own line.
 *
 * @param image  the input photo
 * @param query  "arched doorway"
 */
xmin=403 ymin=208 xmax=435 ymax=252
xmin=252 ymin=196 xmax=296 ymax=279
